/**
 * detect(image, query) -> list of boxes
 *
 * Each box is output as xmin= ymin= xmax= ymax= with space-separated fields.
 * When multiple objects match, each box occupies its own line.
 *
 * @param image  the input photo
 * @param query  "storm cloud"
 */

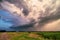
xmin=0 ymin=0 xmax=60 ymax=31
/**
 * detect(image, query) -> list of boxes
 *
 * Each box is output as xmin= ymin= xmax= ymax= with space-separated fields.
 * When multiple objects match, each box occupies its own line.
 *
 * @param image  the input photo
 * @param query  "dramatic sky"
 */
xmin=0 ymin=0 xmax=60 ymax=31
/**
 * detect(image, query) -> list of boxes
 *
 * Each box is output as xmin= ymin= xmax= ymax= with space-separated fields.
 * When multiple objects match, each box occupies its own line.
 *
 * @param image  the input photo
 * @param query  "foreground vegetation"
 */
xmin=0 ymin=32 xmax=60 ymax=40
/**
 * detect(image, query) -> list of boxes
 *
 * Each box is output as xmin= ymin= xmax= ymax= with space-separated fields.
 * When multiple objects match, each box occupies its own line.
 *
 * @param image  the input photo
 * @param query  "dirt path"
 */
xmin=0 ymin=32 xmax=10 ymax=40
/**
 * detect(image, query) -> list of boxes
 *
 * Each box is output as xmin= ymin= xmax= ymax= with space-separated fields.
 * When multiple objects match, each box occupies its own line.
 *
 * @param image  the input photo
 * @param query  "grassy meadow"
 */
xmin=0 ymin=32 xmax=60 ymax=40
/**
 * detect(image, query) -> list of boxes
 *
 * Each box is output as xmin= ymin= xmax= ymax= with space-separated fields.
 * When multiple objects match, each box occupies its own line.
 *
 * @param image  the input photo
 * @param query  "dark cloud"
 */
xmin=22 ymin=8 xmax=29 ymax=16
xmin=0 ymin=0 xmax=2 ymax=2
xmin=10 ymin=22 xmax=35 ymax=31
xmin=5 ymin=0 xmax=29 ymax=16
xmin=39 ymin=0 xmax=43 ymax=2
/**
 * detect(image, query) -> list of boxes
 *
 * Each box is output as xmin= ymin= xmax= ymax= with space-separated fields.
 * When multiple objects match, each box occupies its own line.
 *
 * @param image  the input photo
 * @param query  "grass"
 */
xmin=0 ymin=32 xmax=60 ymax=40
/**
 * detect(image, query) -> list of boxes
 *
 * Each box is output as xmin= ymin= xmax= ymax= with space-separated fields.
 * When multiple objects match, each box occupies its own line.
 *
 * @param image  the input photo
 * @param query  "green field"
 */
xmin=0 ymin=32 xmax=60 ymax=40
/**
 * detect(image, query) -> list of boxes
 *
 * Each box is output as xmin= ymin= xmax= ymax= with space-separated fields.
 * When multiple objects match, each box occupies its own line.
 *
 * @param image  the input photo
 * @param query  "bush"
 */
xmin=36 ymin=32 xmax=60 ymax=40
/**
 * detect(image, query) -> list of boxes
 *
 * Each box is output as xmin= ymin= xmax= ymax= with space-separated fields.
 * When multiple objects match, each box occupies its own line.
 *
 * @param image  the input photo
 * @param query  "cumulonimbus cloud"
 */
xmin=0 ymin=0 xmax=60 ymax=31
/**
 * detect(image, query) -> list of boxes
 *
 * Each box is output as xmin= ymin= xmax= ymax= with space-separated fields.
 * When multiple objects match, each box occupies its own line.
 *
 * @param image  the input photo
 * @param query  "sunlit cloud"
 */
xmin=0 ymin=0 xmax=60 ymax=31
